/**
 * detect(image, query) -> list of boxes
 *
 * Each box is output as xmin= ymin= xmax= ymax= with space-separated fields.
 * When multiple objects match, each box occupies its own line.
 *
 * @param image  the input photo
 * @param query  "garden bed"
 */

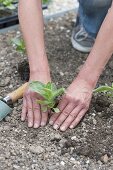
xmin=0 ymin=12 xmax=113 ymax=170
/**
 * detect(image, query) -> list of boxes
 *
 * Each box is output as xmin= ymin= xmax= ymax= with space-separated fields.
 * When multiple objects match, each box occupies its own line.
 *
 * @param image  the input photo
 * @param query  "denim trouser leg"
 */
xmin=78 ymin=0 xmax=112 ymax=38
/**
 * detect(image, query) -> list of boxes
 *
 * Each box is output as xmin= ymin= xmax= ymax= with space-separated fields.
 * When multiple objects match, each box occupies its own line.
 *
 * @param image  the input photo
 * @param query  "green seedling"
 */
xmin=94 ymin=83 xmax=113 ymax=98
xmin=29 ymin=81 xmax=65 ymax=113
xmin=12 ymin=38 xmax=26 ymax=54
xmin=0 ymin=0 xmax=16 ymax=9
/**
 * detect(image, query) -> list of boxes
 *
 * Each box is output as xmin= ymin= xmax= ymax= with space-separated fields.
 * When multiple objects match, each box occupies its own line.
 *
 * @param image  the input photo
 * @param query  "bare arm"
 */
xmin=18 ymin=0 xmax=50 ymax=128
xmin=78 ymin=4 xmax=113 ymax=87
xmin=18 ymin=0 xmax=50 ymax=82
xmin=50 ymin=3 xmax=113 ymax=131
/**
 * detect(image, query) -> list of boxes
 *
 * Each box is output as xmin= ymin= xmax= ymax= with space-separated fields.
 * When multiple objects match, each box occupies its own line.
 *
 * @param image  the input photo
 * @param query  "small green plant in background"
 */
xmin=94 ymin=83 xmax=113 ymax=98
xmin=0 ymin=0 xmax=16 ymax=9
xmin=12 ymin=38 xmax=26 ymax=54
xmin=43 ymin=0 xmax=51 ymax=4
xmin=29 ymin=81 xmax=65 ymax=113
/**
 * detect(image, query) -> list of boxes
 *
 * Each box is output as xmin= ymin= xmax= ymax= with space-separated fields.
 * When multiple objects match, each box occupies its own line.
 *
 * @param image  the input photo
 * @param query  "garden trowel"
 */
xmin=0 ymin=82 xmax=28 ymax=121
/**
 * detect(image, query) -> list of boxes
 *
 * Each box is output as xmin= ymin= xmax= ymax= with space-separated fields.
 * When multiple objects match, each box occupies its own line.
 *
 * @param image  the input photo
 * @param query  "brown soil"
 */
xmin=18 ymin=13 xmax=113 ymax=162
xmin=0 ymin=12 xmax=113 ymax=170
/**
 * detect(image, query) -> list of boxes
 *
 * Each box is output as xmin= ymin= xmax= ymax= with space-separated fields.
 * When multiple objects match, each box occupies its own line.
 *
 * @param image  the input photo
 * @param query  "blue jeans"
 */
xmin=78 ymin=0 xmax=112 ymax=38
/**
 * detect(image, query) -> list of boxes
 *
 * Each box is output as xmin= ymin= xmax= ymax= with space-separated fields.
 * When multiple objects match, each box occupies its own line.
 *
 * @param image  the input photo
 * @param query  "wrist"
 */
xmin=30 ymin=69 xmax=51 ymax=83
xmin=30 ymin=66 xmax=50 ymax=76
xmin=77 ymin=66 xmax=100 ymax=89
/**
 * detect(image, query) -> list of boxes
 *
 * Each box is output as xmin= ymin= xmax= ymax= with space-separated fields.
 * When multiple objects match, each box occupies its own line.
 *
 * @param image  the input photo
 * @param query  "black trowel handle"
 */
xmin=7 ymin=82 xmax=28 ymax=103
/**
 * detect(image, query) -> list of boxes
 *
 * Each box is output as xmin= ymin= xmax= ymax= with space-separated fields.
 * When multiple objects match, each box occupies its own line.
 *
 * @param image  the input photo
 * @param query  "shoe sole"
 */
xmin=71 ymin=36 xmax=92 ymax=53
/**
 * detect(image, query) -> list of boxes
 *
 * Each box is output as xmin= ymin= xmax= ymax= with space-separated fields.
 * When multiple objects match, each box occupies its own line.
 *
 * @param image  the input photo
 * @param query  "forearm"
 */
xmin=18 ymin=0 xmax=50 ymax=76
xmin=77 ymin=4 xmax=113 ymax=88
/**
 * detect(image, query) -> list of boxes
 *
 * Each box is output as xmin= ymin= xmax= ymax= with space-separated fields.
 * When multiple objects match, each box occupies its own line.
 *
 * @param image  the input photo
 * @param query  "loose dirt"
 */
xmin=0 ymin=12 xmax=113 ymax=170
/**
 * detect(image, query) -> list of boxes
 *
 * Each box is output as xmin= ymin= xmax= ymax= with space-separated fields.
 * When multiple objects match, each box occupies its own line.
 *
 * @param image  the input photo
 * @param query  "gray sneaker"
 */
xmin=71 ymin=25 xmax=95 ymax=53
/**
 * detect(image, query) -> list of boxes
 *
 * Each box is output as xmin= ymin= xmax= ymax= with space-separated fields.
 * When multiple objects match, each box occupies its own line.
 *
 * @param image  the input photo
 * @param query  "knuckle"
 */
xmin=28 ymin=107 xmax=32 ymax=111
xmin=62 ymin=110 xmax=69 ymax=117
xmin=65 ymin=94 xmax=72 ymax=101
xmin=56 ymin=118 xmax=62 ymax=125
xmin=70 ymin=113 xmax=76 ymax=118
xmin=73 ymin=98 xmax=80 ymax=104
xmin=33 ymin=107 xmax=40 ymax=111
xmin=71 ymin=111 xmax=78 ymax=118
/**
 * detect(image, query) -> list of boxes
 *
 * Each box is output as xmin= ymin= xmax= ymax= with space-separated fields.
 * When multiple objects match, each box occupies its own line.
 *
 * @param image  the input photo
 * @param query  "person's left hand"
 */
xmin=49 ymin=78 xmax=93 ymax=131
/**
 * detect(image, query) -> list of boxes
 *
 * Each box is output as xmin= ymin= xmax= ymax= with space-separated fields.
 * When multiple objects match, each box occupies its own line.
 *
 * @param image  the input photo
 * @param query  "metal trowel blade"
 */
xmin=0 ymin=100 xmax=13 ymax=121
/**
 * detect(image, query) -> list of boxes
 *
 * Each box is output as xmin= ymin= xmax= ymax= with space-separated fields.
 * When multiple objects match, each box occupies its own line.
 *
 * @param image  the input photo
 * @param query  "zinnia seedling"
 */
xmin=94 ymin=83 xmax=113 ymax=98
xmin=29 ymin=81 xmax=65 ymax=113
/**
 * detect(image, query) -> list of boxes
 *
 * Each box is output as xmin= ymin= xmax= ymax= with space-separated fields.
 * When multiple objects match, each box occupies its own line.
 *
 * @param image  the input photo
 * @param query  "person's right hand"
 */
xmin=21 ymin=71 xmax=51 ymax=128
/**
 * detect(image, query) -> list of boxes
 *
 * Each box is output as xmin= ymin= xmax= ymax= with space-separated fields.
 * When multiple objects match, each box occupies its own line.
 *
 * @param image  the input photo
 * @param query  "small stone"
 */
xmin=9 ymin=84 xmax=13 ymax=89
xmin=70 ymin=147 xmax=74 ymax=154
xmin=0 ymin=79 xmax=9 ymax=87
xmin=59 ymin=139 xmax=67 ymax=147
xmin=54 ymin=134 xmax=62 ymax=140
xmin=13 ymin=165 xmax=20 ymax=169
xmin=4 ymin=77 xmax=10 ymax=86
xmin=97 ymin=112 xmax=102 ymax=116
xmin=60 ymin=161 xmax=65 ymax=166
xmin=93 ymin=119 xmax=97 ymax=125
xmin=29 ymin=145 xmax=44 ymax=154
xmin=5 ymin=116 xmax=11 ymax=122
xmin=71 ymin=136 xmax=77 ymax=140
xmin=86 ymin=159 xmax=90 ymax=164
xmin=70 ymin=157 xmax=76 ymax=163
xmin=60 ymin=26 xmax=65 ymax=30
xmin=59 ymin=71 xmax=64 ymax=76
xmin=92 ymin=113 xmax=96 ymax=116
xmin=66 ymin=30 xmax=70 ymax=33
xmin=101 ymin=154 xmax=109 ymax=163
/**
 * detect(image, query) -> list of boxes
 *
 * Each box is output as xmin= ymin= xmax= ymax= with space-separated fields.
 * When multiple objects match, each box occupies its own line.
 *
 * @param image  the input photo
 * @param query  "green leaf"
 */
xmin=94 ymin=86 xmax=113 ymax=93
xmin=12 ymin=38 xmax=26 ymax=54
xmin=52 ymin=88 xmax=65 ymax=100
xmin=48 ymin=101 xmax=56 ymax=109
xmin=41 ymin=106 xmax=48 ymax=112
xmin=37 ymin=99 xmax=52 ymax=105
xmin=29 ymin=81 xmax=46 ymax=96
xmin=46 ymin=82 xmax=57 ymax=91
xmin=106 ymin=93 xmax=113 ymax=97
xmin=29 ymin=81 xmax=65 ymax=112
xmin=53 ymin=108 xmax=60 ymax=113
xmin=45 ymin=82 xmax=52 ymax=89
xmin=43 ymin=88 xmax=53 ymax=98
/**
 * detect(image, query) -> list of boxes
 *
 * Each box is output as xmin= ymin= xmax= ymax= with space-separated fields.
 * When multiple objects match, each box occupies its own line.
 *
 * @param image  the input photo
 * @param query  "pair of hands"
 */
xmin=21 ymin=77 xmax=93 ymax=131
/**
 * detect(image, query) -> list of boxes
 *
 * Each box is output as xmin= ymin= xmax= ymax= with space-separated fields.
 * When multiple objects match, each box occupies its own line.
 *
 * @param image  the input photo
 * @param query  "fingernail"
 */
xmin=49 ymin=120 xmax=54 ymax=125
xmin=34 ymin=123 xmax=39 ymax=128
xmin=28 ymin=122 xmax=33 ymax=127
xmin=41 ymin=122 xmax=46 ymax=127
xmin=70 ymin=125 xmax=74 ymax=129
xmin=60 ymin=126 xmax=66 ymax=131
xmin=53 ymin=124 xmax=59 ymax=130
